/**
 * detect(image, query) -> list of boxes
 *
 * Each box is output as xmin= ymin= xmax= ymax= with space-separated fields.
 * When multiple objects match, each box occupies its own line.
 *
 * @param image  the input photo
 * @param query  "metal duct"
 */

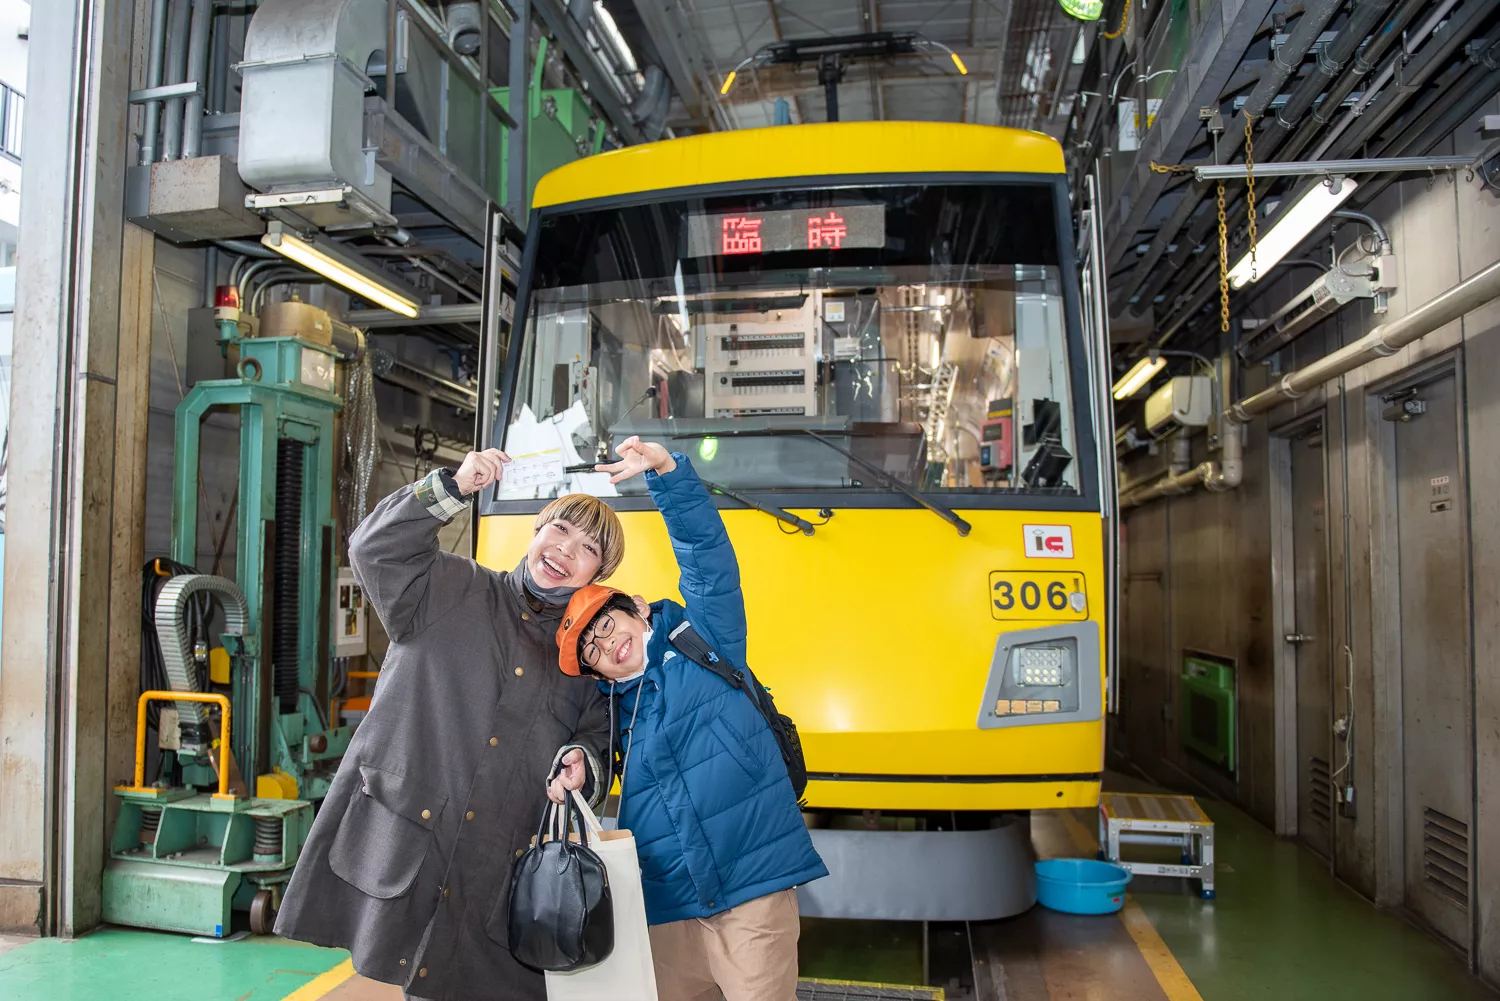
xmin=633 ymin=65 xmax=671 ymax=141
xmin=139 ymin=0 xmax=170 ymax=165
xmin=447 ymin=2 xmax=481 ymax=56
xmin=238 ymin=0 xmax=392 ymax=212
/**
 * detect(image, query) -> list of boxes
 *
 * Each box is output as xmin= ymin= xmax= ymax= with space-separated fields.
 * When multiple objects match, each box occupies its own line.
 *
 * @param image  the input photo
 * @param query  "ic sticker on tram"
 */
xmin=1023 ymin=524 xmax=1074 ymax=558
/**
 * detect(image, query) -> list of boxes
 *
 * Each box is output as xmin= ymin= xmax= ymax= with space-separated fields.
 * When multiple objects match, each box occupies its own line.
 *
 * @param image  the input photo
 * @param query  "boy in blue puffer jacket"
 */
xmin=548 ymin=435 xmax=827 ymax=1001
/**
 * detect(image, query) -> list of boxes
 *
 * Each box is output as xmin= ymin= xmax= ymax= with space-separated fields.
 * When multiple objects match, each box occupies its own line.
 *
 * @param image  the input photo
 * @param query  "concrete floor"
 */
xmin=0 ymin=782 xmax=1492 ymax=1001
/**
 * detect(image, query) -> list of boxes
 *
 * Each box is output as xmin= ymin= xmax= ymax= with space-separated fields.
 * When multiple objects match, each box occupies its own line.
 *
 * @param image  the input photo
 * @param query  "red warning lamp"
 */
xmin=214 ymin=285 xmax=240 ymax=310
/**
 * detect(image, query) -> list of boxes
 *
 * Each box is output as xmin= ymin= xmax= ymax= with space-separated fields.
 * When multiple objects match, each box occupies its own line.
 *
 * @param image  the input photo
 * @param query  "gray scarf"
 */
xmin=520 ymin=561 xmax=582 ymax=607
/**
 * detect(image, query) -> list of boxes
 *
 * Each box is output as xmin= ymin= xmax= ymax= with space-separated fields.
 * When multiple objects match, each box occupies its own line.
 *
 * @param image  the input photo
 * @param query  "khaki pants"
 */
xmin=648 ymin=889 xmax=801 ymax=1001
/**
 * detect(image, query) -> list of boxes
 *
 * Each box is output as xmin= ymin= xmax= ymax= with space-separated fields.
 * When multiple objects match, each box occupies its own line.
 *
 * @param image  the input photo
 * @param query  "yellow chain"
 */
xmin=1245 ymin=114 xmax=1258 ymax=283
xmin=1102 ymin=0 xmax=1132 ymax=40
xmin=1218 ymin=181 xmax=1229 ymax=333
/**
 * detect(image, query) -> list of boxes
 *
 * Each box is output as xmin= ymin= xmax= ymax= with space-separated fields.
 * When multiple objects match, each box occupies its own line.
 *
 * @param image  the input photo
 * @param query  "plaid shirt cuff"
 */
xmin=414 ymin=467 xmax=469 ymax=522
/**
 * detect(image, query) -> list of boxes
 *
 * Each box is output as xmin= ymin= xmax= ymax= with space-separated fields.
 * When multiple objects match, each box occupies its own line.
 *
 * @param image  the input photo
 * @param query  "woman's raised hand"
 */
xmin=455 ymin=448 xmax=511 ymax=495
xmin=595 ymin=436 xmax=675 ymax=485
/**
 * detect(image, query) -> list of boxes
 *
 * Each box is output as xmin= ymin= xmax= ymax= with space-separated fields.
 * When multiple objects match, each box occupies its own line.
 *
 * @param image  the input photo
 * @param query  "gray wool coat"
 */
xmin=275 ymin=475 xmax=613 ymax=1001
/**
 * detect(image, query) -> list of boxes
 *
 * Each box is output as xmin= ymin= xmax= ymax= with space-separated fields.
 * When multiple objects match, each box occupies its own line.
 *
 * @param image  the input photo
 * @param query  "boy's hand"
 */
xmin=454 ymin=448 xmax=511 ymax=495
xmin=596 ymin=436 xmax=675 ymax=484
xmin=548 ymin=748 xmax=587 ymax=804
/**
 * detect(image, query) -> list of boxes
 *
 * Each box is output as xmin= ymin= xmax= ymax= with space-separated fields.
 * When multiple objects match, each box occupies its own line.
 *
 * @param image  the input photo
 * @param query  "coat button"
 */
xmin=522 ymin=612 xmax=530 ymax=621
xmin=421 ymin=809 xmax=431 ymax=820
xmin=399 ymin=959 xmax=407 ymax=967
xmin=442 ymin=886 xmax=450 ymax=898
xmin=515 ymin=848 xmax=524 ymax=858
xmin=489 ymin=737 xmax=498 ymax=746
xmin=465 ymin=811 xmax=475 ymax=821
xmin=419 ymin=968 xmax=428 ymax=978
xmin=514 ymin=667 xmax=524 ymax=677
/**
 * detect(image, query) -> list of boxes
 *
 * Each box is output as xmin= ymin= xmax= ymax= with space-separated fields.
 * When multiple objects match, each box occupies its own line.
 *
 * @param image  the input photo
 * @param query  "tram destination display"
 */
xmin=685 ymin=205 xmax=886 ymax=257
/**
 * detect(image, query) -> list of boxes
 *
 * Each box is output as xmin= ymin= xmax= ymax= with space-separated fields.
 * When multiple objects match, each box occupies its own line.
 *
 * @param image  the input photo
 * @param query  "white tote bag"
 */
xmin=545 ymin=790 xmax=658 ymax=1001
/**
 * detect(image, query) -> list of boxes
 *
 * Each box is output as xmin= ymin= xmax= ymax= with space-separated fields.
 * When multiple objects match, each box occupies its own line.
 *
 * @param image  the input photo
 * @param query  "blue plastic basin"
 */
xmin=1034 ymin=858 xmax=1132 ymax=914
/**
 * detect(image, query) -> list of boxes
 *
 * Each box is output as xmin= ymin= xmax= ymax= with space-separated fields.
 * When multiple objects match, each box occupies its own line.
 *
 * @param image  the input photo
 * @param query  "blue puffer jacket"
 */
xmin=604 ymin=455 xmax=827 ymax=925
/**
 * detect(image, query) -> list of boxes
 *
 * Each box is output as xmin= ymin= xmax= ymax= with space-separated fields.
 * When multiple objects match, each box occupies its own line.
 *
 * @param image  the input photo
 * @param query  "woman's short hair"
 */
xmin=534 ymin=494 xmax=624 ymax=580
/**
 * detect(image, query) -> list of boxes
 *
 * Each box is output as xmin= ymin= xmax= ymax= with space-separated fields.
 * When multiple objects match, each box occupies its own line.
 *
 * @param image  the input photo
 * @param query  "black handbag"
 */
xmin=506 ymin=786 xmax=615 ymax=972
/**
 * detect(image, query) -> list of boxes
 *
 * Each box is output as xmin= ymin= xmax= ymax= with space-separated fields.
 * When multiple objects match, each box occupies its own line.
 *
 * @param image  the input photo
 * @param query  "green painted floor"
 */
xmin=1130 ymin=792 xmax=1496 ymax=1001
xmin=0 ymin=928 xmax=347 ymax=1001
xmin=0 ymin=781 xmax=1494 ymax=1000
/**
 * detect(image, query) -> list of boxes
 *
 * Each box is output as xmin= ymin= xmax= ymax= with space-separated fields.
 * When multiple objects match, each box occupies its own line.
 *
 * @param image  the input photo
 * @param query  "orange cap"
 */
xmin=556 ymin=584 xmax=627 ymax=676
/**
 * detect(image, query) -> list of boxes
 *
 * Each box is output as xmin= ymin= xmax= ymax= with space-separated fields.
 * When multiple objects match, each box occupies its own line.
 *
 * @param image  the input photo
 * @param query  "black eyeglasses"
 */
xmin=580 ymin=612 xmax=619 ymax=669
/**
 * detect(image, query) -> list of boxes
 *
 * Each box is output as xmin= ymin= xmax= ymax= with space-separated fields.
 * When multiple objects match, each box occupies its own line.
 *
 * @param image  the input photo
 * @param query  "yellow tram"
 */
xmin=475 ymin=121 xmax=1114 ymax=919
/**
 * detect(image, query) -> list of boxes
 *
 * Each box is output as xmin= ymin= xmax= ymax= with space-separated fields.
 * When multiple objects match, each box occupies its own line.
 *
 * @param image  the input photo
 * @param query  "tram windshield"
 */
xmin=497 ymin=182 xmax=1084 ymax=500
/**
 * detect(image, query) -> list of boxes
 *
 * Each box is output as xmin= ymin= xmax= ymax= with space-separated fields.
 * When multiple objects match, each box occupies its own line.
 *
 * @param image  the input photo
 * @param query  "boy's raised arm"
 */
xmin=349 ymin=449 xmax=507 ymax=643
xmin=597 ymin=438 xmax=748 ymax=665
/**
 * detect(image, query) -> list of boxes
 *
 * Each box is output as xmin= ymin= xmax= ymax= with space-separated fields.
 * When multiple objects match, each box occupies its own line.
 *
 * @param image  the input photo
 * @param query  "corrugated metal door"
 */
xmin=1291 ymin=424 xmax=1333 ymax=859
xmin=1394 ymin=372 xmax=1472 ymax=947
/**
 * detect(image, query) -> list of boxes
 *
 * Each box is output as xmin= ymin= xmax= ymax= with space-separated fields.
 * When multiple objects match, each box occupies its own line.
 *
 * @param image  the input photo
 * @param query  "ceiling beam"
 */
xmin=1101 ymin=0 xmax=1277 ymax=269
xmin=631 ymin=0 xmax=717 ymax=132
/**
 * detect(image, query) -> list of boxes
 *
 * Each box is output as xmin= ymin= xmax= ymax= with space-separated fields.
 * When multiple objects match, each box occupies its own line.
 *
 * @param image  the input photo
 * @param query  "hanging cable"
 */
xmin=340 ymin=349 xmax=382 ymax=532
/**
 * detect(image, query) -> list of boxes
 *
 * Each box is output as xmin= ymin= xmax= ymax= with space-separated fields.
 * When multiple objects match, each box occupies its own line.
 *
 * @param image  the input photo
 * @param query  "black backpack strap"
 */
xmin=668 ymin=622 xmax=767 ymax=710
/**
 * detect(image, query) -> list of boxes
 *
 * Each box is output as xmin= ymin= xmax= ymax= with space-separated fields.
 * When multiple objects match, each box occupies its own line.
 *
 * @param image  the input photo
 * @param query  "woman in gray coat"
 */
xmin=275 ymin=448 xmax=620 ymax=1001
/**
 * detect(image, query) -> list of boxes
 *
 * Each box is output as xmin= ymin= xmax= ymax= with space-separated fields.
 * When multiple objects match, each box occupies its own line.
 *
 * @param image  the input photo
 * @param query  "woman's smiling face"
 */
xmin=526 ymin=518 xmax=603 ymax=588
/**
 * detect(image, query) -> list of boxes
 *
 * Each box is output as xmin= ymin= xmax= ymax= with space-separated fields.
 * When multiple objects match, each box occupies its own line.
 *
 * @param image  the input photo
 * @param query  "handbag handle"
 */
xmin=570 ymin=789 xmax=605 ymax=836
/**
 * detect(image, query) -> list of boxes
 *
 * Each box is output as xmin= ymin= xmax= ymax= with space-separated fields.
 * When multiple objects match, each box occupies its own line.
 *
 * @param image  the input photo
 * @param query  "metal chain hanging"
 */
xmin=1102 ymin=0 xmax=1132 ymax=40
xmin=1217 ymin=181 xmax=1230 ymax=333
xmin=1244 ymin=114 xmax=1259 ymax=283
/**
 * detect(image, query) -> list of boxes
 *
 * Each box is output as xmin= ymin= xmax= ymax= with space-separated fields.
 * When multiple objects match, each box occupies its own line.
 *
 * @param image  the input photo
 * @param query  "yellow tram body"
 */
xmin=477 ymin=121 xmax=1107 ymax=817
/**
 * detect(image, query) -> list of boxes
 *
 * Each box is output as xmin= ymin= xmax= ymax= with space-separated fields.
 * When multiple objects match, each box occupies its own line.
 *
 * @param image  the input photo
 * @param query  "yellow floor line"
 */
xmin=280 ymin=957 xmax=356 ymax=1001
xmin=1060 ymin=810 xmax=1205 ymax=1001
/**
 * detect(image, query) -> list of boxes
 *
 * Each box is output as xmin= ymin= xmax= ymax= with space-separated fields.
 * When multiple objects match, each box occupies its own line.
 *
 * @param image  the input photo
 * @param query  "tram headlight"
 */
xmin=991 ymin=640 xmax=1079 ymax=716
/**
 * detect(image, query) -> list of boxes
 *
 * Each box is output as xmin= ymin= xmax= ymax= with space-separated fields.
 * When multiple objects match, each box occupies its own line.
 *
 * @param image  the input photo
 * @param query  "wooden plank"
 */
xmin=106 ymin=223 xmax=157 ymax=833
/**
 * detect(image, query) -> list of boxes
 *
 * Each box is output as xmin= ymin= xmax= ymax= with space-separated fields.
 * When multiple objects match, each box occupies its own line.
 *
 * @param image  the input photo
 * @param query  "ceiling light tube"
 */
xmin=1228 ymin=178 xmax=1358 ymax=289
xmin=262 ymin=222 xmax=420 ymax=319
xmin=1112 ymin=355 xmax=1166 ymax=400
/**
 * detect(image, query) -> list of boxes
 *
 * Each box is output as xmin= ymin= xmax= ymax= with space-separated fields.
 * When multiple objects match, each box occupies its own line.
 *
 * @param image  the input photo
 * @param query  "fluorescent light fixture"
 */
xmin=720 ymin=70 xmax=736 ymax=95
xmin=1112 ymin=355 xmax=1166 ymax=400
xmin=262 ymin=222 xmax=420 ymax=318
xmin=951 ymin=53 xmax=968 ymax=75
xmin=1228 ymin=178 xmax=1358 ymax=289
xmin=930 ymin=338 xmax=942 ymax=369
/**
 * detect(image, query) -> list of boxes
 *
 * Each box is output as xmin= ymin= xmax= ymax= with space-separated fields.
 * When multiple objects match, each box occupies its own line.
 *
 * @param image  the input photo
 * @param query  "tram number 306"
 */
xmin=988 ymin=571 xmax=1088 ymax=621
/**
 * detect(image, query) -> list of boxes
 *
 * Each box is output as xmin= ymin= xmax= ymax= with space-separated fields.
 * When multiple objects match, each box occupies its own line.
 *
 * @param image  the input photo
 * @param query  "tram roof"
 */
xmin=531 ymin=122 xmax=1065 ymax=210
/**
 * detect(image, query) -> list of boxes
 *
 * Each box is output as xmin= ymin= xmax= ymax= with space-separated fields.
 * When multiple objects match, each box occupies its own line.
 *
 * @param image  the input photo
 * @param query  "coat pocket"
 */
xmin=708 ymin=717 xmax=766 ymax=784
xmin=328 ymin=764 xmax=446 ymax=900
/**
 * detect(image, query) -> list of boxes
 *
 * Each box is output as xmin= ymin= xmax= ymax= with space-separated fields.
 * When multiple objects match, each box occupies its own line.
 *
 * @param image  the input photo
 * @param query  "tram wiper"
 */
xmin=701 ymin=479 xmax=817 ymax=536
xmin=793 ymin=429 xmax=971 ymax=537
xmin=668 ymin=427 xmax=972 ymax=537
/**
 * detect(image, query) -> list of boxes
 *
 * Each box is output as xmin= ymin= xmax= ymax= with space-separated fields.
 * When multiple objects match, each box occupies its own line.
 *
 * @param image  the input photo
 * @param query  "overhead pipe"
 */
xmin=161 ymin=0 xmax=192 ymax=160
xmin=1312 ymin=0 xmax=1491 ymax=160
xmin=139 ymin=0 xmax=170 ymax=165
xmin=1261 ymin=0 xmax=1400 ymax=160
xmin=1148 ymin=0 xmax=1492 ymax=321
xmin=1116 ymin=0 xmax=1346 ymax=315
xmin=1276 ymin=0 xmax=1433 ymax=162
xmin=1123 ymin=257 xmax=1500 ymax=509
xmin=181 ymin=0 xmax=213 ymax=158
xmin=1232 ymin=258 xmax=1500 ymax=421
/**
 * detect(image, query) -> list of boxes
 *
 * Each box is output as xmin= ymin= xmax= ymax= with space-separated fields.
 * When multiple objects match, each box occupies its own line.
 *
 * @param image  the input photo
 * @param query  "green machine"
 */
xmin=491 ymin=39 xmax=601 ymax=213
xmin=103 ymin=297 xmax=363 ymax=936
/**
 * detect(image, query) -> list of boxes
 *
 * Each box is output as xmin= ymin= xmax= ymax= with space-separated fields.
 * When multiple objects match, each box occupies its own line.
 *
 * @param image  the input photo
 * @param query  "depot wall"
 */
xmin=1113 ymin=105 xmax=1500 ymax=983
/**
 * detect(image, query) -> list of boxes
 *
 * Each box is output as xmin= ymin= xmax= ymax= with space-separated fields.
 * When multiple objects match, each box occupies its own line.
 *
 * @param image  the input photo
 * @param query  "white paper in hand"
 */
xmin=496 ymin=449 xmax=567 ymax=496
